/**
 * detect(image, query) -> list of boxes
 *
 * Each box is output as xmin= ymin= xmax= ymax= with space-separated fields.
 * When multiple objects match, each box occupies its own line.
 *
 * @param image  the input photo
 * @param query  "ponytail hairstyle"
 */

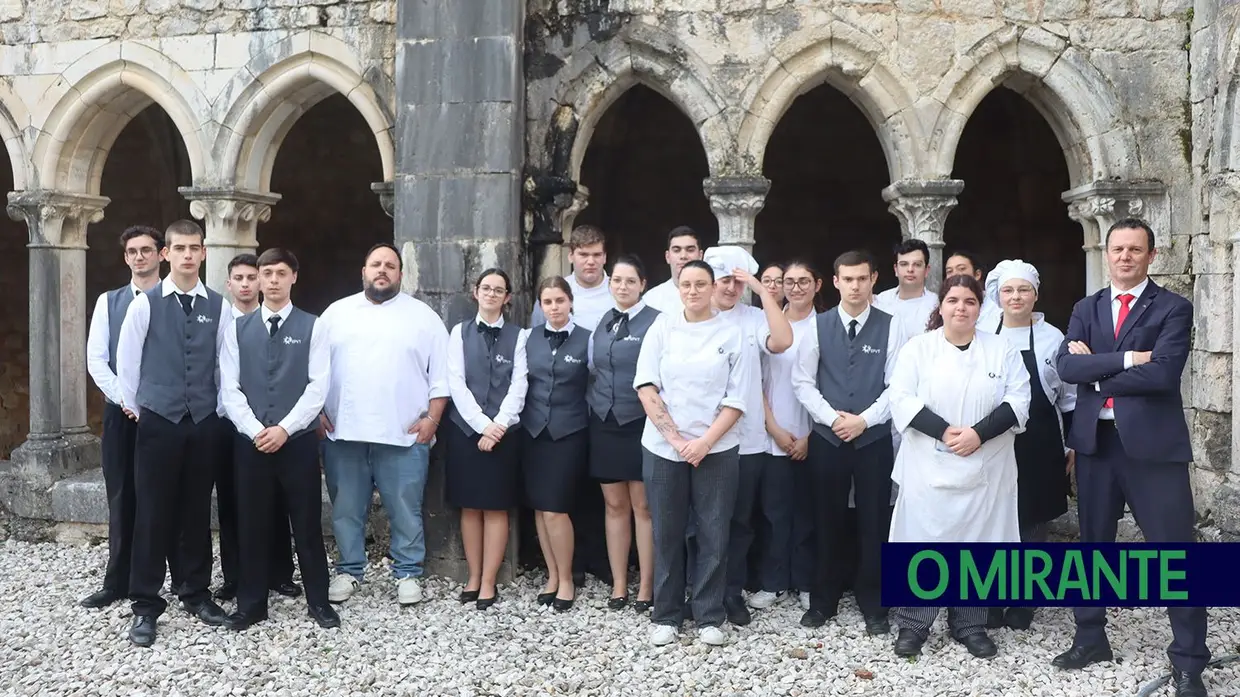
xmin=926 ymin=274 xmax=985 ymax=331
xmin=782 ymin=258 xmax=827 ymax=312
xmin=537 ymin=275 xmax=574 ymax=304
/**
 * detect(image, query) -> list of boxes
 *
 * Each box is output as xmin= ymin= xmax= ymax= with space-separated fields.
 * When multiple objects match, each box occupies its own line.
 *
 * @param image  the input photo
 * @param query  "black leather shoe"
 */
xmin=608 ymin=596 xmax=629 ymax=610
xmin=129 ymin=615 xmax=157 ymax=647
xmin=986 ymin=607 xmax=1006 ymax=629
xmin=633 ymin=599 xmax=652 ymax=614
xmin=476 ymin=593 xmax=498 ymax=610
xmin=1004 ymin=607 xmax=1034 ymax=631
xmin=183 ymin=599 xmax=228 ymax=626
xmin=458 ymin=590 xmax=479 ymax=604
xmin=270 ymin=581 xmax=302 ymax=598
xmin=1171 ymin=668 xmax=1207 ymax=697
xmin=537 ymin=592 xmax=556 ymax=606
xmin=957 ymin=632 xmax=998 ymax=658
xmin=864 ymin=614 xmax=891 ymax=636
xmin=553 ymin=597 xmax=574 ymax=612
xmin=893 ymin=628 xmax=925 ymax=657
xmin=1051 ymin=643 xmax=1114 ymax=670
xmin=309 ymin=604 xmax=341 ymax=629
xmin=799 ymin=609 xmax=827 ymax=628
xmin=725 ymin=596 xmax=752 ymax=627
xmin=224 ymin=611 xmax=268 ymax=632
xmin=212 ymin=582 xmax=237 ymax=601
xmin=80 ymin=588 xmax=124 ymax=609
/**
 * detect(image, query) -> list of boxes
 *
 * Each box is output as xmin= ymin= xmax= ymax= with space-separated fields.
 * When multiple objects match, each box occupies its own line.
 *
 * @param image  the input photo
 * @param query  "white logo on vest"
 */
xmin=564 ymin=355 xmax=584 ymax=364
xmin=621 ymin=336 xmax=642 ymax=342
xmin=283 ymin=336 xmax=303 ymax=345
xmin=861 ymin=344 xmax=881 ymax=354
xmin=195 ymin=314 xmax=213 ymax=324
xmin=494 ymin=354 xmax=511 ymax=364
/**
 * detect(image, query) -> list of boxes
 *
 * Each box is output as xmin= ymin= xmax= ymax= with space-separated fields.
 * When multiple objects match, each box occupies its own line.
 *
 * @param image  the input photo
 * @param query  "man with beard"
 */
xmin=318 ymin=243 xmax=450 ymax=606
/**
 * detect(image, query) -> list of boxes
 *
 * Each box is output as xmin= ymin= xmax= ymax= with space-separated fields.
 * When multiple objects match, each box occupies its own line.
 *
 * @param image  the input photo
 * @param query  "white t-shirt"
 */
xmin=873 ymin=286 xmax=938 ymax=341
xmin=717 ymin=303 xmax=773 ymax=455
xmin=633 ymin=311 xmax=753 ymax=462
xmin=530 ymin=274 xmax=613 ymax=333
xmin=642 ymin=278 xmax=683 ymax=315
xmin=762 ymin=312 xmax=815 ymax=456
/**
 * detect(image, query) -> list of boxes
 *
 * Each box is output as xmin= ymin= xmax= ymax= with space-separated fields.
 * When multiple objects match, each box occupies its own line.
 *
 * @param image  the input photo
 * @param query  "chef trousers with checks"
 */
xmin=895 ymin=606 xmax=990 ymax=639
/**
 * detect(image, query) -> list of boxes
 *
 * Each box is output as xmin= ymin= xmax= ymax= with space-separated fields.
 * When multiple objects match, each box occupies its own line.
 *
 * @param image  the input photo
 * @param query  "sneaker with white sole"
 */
xmin=698 ymin=626 xmax=726 ymax=646
xmin=650 ymin=624 xmax=678 ymax=646
xmin=798 ymin=591 xmax=811 ymax=611
xmin=328 ymin=574 xmax=360 ymax=603
xmin=397 ymin=577 xmax=423 ymax=606
xmin=748 ymin=590 xmax=785 ymax=609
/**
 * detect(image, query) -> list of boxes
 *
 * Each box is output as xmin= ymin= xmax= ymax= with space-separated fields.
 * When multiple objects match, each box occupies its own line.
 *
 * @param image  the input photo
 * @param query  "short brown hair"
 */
xmin=257 ymin=247 xmax=299 ymax=273
xmin=537 ymin=275 xmax=573 ymax=303
xmin=164 ymin=219 xmax=204 ymax=245
xmin=568 ymin=225 xmax=605 ymax=251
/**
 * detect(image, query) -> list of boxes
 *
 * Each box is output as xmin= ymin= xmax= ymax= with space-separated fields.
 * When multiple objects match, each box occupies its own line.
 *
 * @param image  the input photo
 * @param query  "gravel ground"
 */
xmin=0 ymin=539 xmax=1237 ymax=697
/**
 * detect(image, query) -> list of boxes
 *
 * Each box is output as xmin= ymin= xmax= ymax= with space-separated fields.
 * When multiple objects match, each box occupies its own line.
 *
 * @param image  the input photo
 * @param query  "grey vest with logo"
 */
xmin=588 ymin=306 xmax=660 ymax=425
xmin=236 ymin=307 xmax=317 ymax=439
xmin=521 ymin=324 xmax=591 ymax=439
xmin=447 ymin=320 xmax=521 ymax=434
xmin=812 ymin=306 xmax=892 ymax=448
xmin=136 ymin=287 xmax=225 ymax=424
xmin=104 ymin=285 xmax=139 ymax=403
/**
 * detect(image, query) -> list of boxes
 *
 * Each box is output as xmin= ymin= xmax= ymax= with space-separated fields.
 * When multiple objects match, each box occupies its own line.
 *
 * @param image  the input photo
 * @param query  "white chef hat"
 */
xmin=703 ymin=245 xmax=759 ymax=280
xmin=985 ymin=259 xmax=1040 ymax=305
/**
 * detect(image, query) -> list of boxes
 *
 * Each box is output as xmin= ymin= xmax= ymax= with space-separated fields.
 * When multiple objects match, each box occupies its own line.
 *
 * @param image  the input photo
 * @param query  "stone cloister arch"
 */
xmin=0 ymin=91 xmax=29 ymax=460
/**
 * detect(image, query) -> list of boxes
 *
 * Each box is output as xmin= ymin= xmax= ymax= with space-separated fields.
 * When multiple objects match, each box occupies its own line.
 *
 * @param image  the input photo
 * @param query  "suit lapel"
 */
xmin=1094 ymin=289 xmax=1115 ymax=351
xmin=1116 ymin=282 xmax=1159 ymax=347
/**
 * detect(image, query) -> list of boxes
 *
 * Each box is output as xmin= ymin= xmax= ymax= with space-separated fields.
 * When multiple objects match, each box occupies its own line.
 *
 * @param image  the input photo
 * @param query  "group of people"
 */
xmin=78 ymin=216 xmax=1210 ymax=696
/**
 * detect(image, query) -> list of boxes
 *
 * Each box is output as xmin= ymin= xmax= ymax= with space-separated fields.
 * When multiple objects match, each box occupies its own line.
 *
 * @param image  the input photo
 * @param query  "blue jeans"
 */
xmin=322 ymin=439 xmax=429 ymax=580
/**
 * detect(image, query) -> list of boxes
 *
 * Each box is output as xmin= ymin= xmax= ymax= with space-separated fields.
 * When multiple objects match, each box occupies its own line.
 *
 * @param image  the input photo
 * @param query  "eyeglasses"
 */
xmin=477 ymin=285 xmax=509 ymax=296
xmin=760 ymin=277 xmax=783 ymax=287
xmin=783 ymin=278 xmax=815 ymax=289
xmin=125 ymin=247 xmax=158 ymax=258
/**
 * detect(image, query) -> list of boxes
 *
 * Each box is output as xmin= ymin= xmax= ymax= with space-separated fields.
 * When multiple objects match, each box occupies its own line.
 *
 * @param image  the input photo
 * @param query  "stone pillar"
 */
xmin=537 ymin=184 xmax=589 ymax=280
xmin=371 ymin=181 xmax=395 ymax=219
xmin=3 ymin=190 xmax=108 ymax=518
xmin=1061 ymin=181 xmax=1168 ymax=295
xmin=179 ymin=187 xmax=281 ymax=294
xmin=881 ymin=179 xmax=964 ymax=292
xmin=395 ymin=0 xmax=524 ymax=581
xmin=703 ymin=176 xmax=770 ymax=253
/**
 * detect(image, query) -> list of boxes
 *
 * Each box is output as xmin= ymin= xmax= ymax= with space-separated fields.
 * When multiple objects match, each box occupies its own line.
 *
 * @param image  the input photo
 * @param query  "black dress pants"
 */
xmin=234 ymin=431 xmax=330 ymax=613
xmin=807 ymin=432 xmax=893 ymax=618
xmin=129 ymin=411 xmax=217 ymax=617
xmin=216 ymin=419 xmax=293 ymax=588
xmin=100 ymin=403 xmax=139 ymax=594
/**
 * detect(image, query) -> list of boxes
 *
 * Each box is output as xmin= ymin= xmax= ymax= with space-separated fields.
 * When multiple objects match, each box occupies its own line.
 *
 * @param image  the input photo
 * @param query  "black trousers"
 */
xmin=100 ymin=403 xmax=139 ymax=594
xmin=807 ymin=432 xmax=893 ymax=618
xmin=234 ymin=431 xmax=330 ymax=612
xmin=129 ymin=411 xmax=218 ymax=616
xmin=571 ymin=471 xmax=611 ymax=582
xmin=215 ymin=420 xmax=293 ymax=588
xmin=1074 ymin=421 xmax=1210 ymax=673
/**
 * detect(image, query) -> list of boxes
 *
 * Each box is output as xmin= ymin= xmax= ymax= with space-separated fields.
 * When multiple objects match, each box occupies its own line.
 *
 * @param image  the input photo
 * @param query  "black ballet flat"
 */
xmin=458 ymin=590 xmax=480 ymax=604
xmin=608 ymin=596 xmax=629 ymax=610
xmin=537 ymin=592 xmax=556 ymax=606
xmin=553 ymin=597 xmax=575 ymax=612
xmin=476 ymin=593 xmax=498 ymax=610
xmin=633 ymin=599 xmax=653 ymax=614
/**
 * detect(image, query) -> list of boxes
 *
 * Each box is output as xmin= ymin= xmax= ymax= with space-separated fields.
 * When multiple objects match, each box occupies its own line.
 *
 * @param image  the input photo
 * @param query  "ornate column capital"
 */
xmin=179 ymin=187 xmax=281 ymax=247
xmin=371 ymin=181 xmax=395 ymax=219
xmin=880 ymin=179 xmax=964 ymax=247
xmin=1061 ymin=180 xmax=1166 ymax=231
xmin=7 ymin=190 xmax=109 ymax=248
xmin=703 ymin=176 xmax=770 ymax=249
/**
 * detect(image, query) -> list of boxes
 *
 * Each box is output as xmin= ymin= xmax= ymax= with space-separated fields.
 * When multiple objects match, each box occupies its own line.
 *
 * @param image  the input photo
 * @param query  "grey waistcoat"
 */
xmin=236 ymin=307 xmax=317 ymax=439
xmin=105 ymin=285 xmax=139 ymax=403
xmin=587 ymin=306 xmax=660 ymax=425
xmin=521 ymin=324 xmax=591 ymax=439
xmin=447 ymin=320 xmax=521 ymax=434
xmin=136 ymin=287 xmax=225 ymax=424
xmin=812 ymin=306 xmax=893 ymax=448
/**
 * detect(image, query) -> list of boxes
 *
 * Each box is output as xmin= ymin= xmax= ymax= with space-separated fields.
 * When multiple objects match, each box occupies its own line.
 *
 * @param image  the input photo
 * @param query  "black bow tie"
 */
xmin=545 ymin=328 xmax=568 ymax=351
xmin=477 ymin=322 xmax=501 ymax=343
xmin=606 ymin=309 xmax=630 ymax=336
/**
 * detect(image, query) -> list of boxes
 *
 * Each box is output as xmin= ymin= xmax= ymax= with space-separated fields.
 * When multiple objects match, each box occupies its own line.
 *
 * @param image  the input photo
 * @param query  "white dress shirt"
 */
xmin=873 ymin=286 xmax=938 ymax=340
xmin=1097 ymin=277 xmax=1149 ymax=420
xmin=447 ymin=314 xmax=530 ymax=434
xmin=642 ymin=278 xmax=683 ymax=315
xmin=219 ymin=302 xmax=330 ymax=440
xmin=791 ymin=304 xmax=906 ymax=429
xmin=85 ymin=283 xmax=142 ymax=405
xmin=762 ymin=312 xmax=815 ymax=456
xmin=521 ymin=319 xmax=595 ymax=370
xmin=117 ymin=276 xmax=231 ymax=415
xmin=218 ymin=303 xmax=255 ymax=418
xmin=319 ymin=291 xmax=450 ymax=447
xmin=633 ymin=311 xmax=753 ymax=461
xmin=530 ymin=274 xmax=613 ymax=332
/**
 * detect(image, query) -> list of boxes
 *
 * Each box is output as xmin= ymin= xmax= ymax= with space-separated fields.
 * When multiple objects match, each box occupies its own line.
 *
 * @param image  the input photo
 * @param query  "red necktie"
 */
xmin=1104 ymin=293 xmax=1135 ymax=409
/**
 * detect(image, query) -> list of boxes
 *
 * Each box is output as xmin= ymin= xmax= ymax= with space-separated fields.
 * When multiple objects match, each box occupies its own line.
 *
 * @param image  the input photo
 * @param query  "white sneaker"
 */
xmin=328 ymin=574 xmax=360 ymax=603
xmin=397 ymin=577 xmax=423 ymax=606
xmin=698 ymin=626 xmax=726 ymax=646
xmin=748 ymin=590 xmax=784 ymax=609
xmin=650 ymin=624 xmax=678 ymax=646
xmin=798 ymin=591 xmax=811 ymax=611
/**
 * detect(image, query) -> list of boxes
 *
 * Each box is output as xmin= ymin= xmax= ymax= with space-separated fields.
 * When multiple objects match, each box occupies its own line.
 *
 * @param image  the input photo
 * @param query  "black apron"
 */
xmin=996 ymin=320 xmax=1069 ymax=527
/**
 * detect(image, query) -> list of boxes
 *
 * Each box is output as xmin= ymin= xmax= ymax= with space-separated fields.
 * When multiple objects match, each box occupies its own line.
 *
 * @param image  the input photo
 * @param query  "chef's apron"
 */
xmin=996 ymin=320 xmax=1068 ymax=527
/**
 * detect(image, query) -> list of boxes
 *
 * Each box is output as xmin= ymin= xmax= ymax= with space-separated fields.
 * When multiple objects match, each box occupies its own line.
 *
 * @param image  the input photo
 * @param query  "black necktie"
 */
xmin=477 ymin=321 xmax=501 ymax=347
xmin=545 ymin=328 xmax=568 ymax=351
xmin=177 ymin=293 xmax=193 ymax=316
xmin=268 ymin=315 xmax=281 ymax=336
xmin=848 ymin=319 xmax=858 ymax=341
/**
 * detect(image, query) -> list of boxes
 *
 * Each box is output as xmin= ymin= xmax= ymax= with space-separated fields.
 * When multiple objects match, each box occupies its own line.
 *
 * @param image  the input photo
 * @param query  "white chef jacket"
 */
xmin=642 ymin=278 xmax=683 ymax=315
xmin=995 ymin=313 xmax=1076 ymax=443
xmin=873 ymin=286 xmax=938 ymax=340
xmin=717 ymin=303 xmax=774 ymax=456
xmin=762 ymin=312 xmax=815 ymax=456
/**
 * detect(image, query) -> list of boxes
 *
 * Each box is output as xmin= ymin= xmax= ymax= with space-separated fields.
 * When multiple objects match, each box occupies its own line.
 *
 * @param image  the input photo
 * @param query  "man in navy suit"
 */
xmin=1052 ymin=218 xmax=1209 ymax=697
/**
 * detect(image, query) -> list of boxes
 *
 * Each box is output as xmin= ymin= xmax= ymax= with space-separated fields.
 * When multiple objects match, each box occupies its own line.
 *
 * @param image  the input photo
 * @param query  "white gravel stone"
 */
xmin=0 ymin=538 xmax=1237 ymax=695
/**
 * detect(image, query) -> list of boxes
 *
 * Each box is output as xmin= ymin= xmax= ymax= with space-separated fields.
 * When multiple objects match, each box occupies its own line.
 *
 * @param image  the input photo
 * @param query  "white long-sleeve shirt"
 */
xmin=447 ymin=314 xmax=530 ymax=434
xmin=85 ymin=284 xmax=142 ymax=405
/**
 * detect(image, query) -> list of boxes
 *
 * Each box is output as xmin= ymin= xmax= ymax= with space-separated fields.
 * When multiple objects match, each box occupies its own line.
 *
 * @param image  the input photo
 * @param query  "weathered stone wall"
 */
xmin=0 ymin=176 xmax=28 ymax=460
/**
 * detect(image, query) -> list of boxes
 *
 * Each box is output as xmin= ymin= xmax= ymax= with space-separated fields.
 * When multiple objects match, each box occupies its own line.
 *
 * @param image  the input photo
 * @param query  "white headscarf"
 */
xmin=985 ymin=259 xmax=1040 ymax=307
xmin=703 ymin=245 xmax=759 ymax=280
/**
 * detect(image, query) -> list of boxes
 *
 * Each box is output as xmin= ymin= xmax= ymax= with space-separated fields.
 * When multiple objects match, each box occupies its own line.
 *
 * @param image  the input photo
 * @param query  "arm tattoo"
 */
xmin=647 ymin=393 xmax=681 ymax=441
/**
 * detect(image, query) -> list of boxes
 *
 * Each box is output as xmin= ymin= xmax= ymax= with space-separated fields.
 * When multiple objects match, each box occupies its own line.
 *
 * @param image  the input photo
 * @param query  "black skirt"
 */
xmin=588 ymin=412 xmax=644 ymax=482
xmin=522 ymin=428 xmax=588 ymax=513
xmin=445 ymin=421 xmax=520 ymax=511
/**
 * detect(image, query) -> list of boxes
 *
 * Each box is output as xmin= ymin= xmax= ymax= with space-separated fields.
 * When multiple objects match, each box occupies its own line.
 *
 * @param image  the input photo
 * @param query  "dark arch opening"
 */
xmin=948 ymin=86 xmax=1083 ymax=330
xmin=0 ymin=147 xmax=26 ymax=458
xmin=756 ymin=84 xmax=900 ymax=297
xmin=262 ymin=93 xmax=390 ymax=315
xmin=575 ymin=84 xmax=717 ymax=286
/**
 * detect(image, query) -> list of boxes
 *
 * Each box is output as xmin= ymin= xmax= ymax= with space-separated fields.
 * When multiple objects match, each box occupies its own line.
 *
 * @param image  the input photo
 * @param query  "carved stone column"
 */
xmin=881 ymin=179 xmax=964 ymax=292
xmin=371 ymin=181 xmax=395 ymax=219
xmin=1062 ymin=181 xmax=1167 ymax=295
xmin=179 ymin=188 xmax=281 ymax=294
xmin=703 ymin=176 xmax=770 ymax=252
xmin=3 ymin=190 xmax=109 ymax=517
